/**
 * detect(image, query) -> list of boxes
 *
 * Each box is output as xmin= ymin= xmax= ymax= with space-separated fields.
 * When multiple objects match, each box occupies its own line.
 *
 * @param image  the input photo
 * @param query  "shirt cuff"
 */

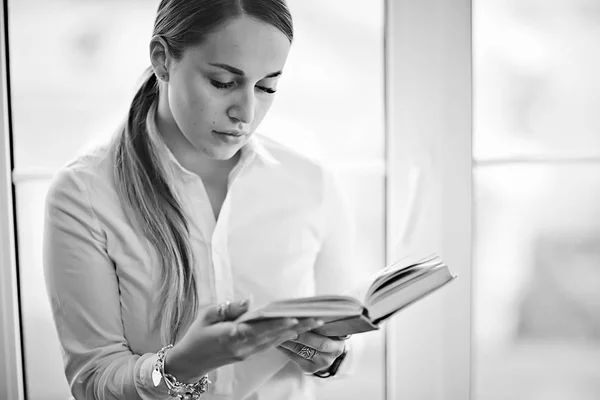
xmin=135 ymin=353 xmax=171 ymax=400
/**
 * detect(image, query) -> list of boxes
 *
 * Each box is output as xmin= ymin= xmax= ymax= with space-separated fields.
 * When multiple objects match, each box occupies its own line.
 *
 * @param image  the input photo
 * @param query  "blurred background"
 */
xmin=473 ymin=0 xmax=600 ymax=399
xmin=4 ymin=0 xmax=600 ymax=399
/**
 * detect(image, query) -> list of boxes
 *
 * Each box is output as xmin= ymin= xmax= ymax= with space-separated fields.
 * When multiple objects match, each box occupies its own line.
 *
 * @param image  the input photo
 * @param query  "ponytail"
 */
xmin=105 ymin=0 xmax=294 ymax=345
xmin=110 ymin=67 xmax=198 ymax=345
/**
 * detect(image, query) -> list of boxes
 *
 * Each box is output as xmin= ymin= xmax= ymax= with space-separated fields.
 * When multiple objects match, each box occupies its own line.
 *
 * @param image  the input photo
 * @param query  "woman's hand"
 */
xmin=277 ymin=331 xmax=348 ymax=374
xmin=164 ymin=300 xmax=323 ymax=383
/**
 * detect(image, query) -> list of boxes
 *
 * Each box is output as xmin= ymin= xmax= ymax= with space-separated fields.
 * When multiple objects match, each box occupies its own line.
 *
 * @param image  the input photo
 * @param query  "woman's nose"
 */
xmin=228 ymin=89 xmax=255 ymax=125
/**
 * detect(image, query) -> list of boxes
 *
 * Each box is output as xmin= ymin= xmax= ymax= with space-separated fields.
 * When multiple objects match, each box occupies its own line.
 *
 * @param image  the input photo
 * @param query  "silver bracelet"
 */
xmin=152 ymin=344 xmax=211 ymax=399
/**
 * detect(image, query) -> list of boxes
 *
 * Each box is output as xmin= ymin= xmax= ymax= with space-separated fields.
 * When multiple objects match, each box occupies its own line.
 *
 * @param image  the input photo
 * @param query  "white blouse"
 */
xmin=43 ymin=109 xmax=362 ymax=400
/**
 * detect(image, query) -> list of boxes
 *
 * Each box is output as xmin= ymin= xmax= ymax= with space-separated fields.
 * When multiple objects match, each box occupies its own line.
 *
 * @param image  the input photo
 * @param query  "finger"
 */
xmin=203 ymin=299 xmax=250 ymax=325
xmin=227 ymin=322 xmax=303 ymax=360
xmin=258 ymin=318 xmax=326 ymax=344
xmin=225 ymin=299 xmax=251 ymax=320
xmin=232 ymin=317 xmax=300 ymax=343
xmin=234 ymin=318 xmax=322 ymax=351
xmin=291 ymin=331 xmax=344 ymax=353
xmin=278 ymin=340 xmax=339 ymax=359
xmin=246 ymin=317 xmax=323 ymax=339
xmin=330 ymin=334 xmax=352 ymax=341
xmin=277 ymin=345 xmax=312 ymax=366
xmin=244 ymin=317 xmax=300 ymax=334
xmin=250 ymin=330 xmax=301 ymax=354
xmin=276 ymin=346 xmax=332 ymax=374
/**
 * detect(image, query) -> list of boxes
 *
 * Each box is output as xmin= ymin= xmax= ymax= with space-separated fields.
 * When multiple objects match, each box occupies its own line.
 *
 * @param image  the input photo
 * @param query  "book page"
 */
xmin=237 ymin=295 xmax=364 ymax=322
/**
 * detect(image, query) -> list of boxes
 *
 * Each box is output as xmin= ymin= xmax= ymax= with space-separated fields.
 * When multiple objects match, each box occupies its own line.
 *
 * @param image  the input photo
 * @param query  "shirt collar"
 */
xmin=145 ymin=103 xmax=280 ymax=180
xmin=244 ymin=134 xmax=280 ymax=167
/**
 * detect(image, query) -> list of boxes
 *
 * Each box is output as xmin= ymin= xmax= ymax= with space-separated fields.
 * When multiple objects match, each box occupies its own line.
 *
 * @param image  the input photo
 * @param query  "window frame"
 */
xmin=0 ymin=2 xmax=25 ymax=399
xmin=385 ymin=0 xmax=473 ymax=398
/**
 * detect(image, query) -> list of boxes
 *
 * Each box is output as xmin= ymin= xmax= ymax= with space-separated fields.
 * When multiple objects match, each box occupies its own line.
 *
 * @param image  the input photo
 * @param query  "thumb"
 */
xmin=202 ymin=299 xmax=251 ymax=325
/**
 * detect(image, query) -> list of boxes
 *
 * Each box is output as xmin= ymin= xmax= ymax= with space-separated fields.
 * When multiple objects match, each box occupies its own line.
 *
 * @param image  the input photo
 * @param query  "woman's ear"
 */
xmin=149 ymin=35 xmax=171 ymax=82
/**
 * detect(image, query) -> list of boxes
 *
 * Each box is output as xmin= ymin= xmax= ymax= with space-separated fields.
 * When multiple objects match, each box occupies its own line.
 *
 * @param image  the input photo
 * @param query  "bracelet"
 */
xmin=152 ymin=344 xmax=211 ymax=399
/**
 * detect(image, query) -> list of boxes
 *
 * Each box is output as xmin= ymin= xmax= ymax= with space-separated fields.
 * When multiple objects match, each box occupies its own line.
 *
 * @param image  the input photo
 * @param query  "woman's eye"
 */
xmin=210 ymin=80 xmax=234 ymax=89
xmin=257 ymin=86 xmax=276 ymax=94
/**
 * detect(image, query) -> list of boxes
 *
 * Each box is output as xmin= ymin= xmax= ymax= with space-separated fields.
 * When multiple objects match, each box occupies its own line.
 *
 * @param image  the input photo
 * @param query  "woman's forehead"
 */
xmin=186 ymin=15 xmax=291 ymax=77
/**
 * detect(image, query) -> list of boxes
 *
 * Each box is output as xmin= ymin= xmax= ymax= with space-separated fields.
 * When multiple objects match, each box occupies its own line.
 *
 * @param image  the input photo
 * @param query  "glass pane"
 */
xmin=473 ymin=164 xmax=600 ymax=400
xmin=9 ymin=0 xmax=158 ymax=171
xmin=9 ymin=1 xmax=385 ymax=399
xmin=473 ymin=0 xmax=600 ymax=160
xmin=13 ymin=180 xmax=65 ymax=400
xmin=262 ymin=0 xmax=385 ymax=163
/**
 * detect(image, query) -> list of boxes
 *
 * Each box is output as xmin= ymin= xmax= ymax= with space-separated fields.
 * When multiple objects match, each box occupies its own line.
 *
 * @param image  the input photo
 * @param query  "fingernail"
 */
xmin=315 ymin=319 xmax=325 ymax=326
xmin=290 ymin=318 xmax=299 ymax=325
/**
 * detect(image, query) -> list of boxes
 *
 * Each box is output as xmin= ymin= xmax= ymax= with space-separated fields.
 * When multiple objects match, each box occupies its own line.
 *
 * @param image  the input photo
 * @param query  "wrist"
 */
xmin=163 ymin=344 xmax=201 ymax=384
xmin=313 ymin=346 xmax=348 ymax=378
xmin=153 ymin=344 xmax=211 ymax=398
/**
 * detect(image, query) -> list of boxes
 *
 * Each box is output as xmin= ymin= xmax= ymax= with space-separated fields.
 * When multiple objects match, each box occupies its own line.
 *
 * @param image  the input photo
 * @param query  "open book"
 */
xmin=238 ymin=254 xmax=458 ymax=336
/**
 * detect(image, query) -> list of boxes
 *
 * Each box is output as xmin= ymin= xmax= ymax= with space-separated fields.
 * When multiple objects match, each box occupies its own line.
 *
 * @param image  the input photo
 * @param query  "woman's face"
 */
xmin=159 ymin=15 xmax=291 ymax=161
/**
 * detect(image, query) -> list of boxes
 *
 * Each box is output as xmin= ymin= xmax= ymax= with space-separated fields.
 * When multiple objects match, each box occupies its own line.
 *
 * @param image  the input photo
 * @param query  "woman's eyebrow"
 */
xmin=209 ymin=63 xmax=282 ymax=79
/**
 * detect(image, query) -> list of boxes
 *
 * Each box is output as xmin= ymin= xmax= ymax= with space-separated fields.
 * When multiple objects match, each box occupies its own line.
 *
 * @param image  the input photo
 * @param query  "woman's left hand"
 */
xmin=277 ymin=331 xmax=348 ymax=374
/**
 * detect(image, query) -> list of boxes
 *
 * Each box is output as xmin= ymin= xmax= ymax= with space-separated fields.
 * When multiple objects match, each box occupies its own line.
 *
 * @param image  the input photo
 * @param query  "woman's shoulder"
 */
xmin=47 ymin=138 xmax=116 ymax=200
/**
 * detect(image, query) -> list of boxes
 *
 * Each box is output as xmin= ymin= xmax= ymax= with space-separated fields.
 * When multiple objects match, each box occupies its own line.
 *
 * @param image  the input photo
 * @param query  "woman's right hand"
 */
xmin=164 ymin=300 xmax=323 ymax=383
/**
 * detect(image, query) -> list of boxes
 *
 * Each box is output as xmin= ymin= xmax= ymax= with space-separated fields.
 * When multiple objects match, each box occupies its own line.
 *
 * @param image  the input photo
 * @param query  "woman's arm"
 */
xmin=43 ymin=166 xmax=322 ymax=399
xmin=43 ymin=167 xmax=171 ymax=400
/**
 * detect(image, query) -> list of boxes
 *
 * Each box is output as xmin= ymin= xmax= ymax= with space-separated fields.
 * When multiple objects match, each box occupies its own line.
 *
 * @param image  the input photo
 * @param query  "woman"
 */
xmin=43 ymin=1 xmax=361 ymax=399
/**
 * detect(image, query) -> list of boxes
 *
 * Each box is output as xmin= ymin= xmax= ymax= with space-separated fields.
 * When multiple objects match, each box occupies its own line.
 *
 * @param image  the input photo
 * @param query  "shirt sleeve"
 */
xmin=43 ymin=167 xmax=170 ymax=400
xmin=312 ymin=167 xmax=368 ymax=379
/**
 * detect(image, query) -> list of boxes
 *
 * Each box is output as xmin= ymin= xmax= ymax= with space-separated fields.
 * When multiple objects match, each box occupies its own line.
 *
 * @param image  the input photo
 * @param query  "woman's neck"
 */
xmin=154 ymin=99 xmax=239 ymax=181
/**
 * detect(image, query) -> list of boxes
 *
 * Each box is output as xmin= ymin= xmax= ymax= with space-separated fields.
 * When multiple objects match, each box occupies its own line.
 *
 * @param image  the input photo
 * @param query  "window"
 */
xmin=473 ymin=1 xmax=600 ymax=399
xmin=2 ymin=1 xmax=478 ymax=399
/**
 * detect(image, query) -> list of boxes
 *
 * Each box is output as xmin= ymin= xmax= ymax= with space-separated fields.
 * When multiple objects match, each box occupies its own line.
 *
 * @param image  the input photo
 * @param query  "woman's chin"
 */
xmin=202 ymin=144 xmax=242 ymax=161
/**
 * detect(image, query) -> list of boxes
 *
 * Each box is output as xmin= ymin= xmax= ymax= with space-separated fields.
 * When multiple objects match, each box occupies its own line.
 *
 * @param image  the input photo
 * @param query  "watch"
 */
xmin=313 ymin=347 xmax=348 ymax=378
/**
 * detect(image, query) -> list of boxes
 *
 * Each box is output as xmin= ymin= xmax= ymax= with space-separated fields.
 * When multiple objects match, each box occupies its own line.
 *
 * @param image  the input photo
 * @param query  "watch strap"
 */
xmin=313 ymin=347 xmax=348 ymax=378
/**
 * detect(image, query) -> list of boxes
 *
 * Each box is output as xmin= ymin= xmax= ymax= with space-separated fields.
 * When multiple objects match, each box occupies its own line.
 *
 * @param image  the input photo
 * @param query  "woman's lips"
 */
xmin=214 ymin=130 xmax=245 ymax=137
xmin=212 ymin=130 xmax=247 ymax=144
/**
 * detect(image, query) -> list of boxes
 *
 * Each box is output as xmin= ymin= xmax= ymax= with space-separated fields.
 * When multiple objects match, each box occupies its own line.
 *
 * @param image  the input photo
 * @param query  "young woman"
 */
xmin=43 ymin=1 xmax=361 ymax=399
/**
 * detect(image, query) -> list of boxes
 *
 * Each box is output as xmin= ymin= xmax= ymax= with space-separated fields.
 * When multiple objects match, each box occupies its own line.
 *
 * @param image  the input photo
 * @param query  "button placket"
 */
xmin=211 ymin=163 xmax=250 ymax=396
xmin=182 ymin=178 xmax=218 ymax=306
xmin=211 ymin=197 xmax=234 ymax=305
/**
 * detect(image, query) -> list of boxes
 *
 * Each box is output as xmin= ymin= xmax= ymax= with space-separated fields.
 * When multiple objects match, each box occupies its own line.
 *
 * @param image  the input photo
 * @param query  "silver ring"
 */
xmin=297 ymin=345 xmax=318 ymax=361
xmin=217 ymin=301 xmax=231 ymax=321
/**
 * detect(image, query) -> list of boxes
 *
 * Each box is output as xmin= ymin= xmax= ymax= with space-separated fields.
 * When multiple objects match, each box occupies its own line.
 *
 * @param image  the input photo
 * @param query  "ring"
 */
xmin=297 ymin=345 xmax=318 ymax=361
xmin=217 ymin=301 xmax=231 ymax=321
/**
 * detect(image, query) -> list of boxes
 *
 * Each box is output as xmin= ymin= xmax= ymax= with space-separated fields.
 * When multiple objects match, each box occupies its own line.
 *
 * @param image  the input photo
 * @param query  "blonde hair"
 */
xmin=108 ymin=0 xmax=293 ymax=344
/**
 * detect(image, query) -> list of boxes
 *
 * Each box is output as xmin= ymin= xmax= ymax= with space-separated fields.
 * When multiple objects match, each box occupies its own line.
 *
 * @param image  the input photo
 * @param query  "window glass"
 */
xmin=473 ymin=1 xmax=600 ymax=398
xmin=473 ymin=165 xmax=600 ymax=399
xmin=474 ymin=0 xmax=600 ymax=160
